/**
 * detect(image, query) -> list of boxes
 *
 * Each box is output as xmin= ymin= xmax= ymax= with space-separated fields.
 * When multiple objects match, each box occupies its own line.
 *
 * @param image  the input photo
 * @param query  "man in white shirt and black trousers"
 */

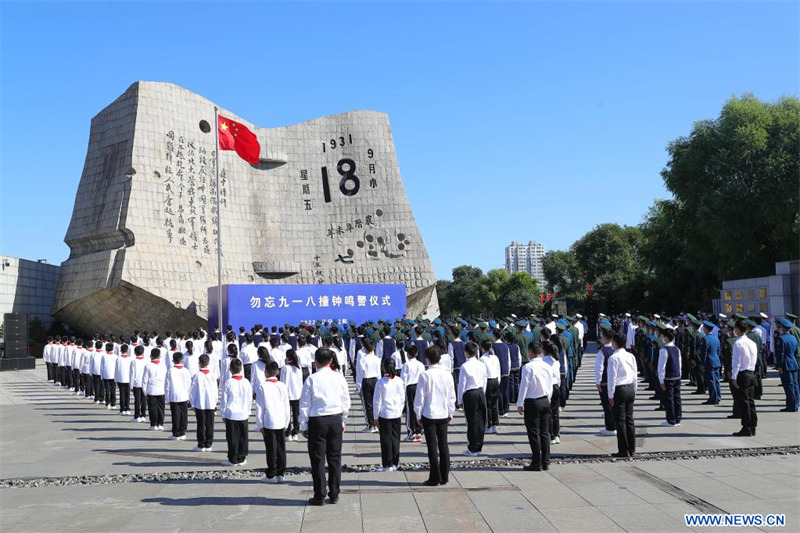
xmin=300 ymin=348 xmax=351 ymax=506
xmin=356 ymin=338 xmax=381 ymax=433
xmin=607 ymin=332 xmax=638 ymax=458
xmin=731 ymin=319 xmax=759 ymax=437
xmin=517 ymin=342 xmax=554 ymax=471
xmin=414 ymin=345 xmax=456 ymax=486
xmin=458 ymin=342 xmax=487 ymax=456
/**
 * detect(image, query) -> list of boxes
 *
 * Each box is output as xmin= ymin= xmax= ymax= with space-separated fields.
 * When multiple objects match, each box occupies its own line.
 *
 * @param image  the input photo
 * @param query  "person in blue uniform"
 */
xmin=700 ymin=321 xmax=722 ymax=405
xmin=775 ymin=318 xmax=799 ymax=412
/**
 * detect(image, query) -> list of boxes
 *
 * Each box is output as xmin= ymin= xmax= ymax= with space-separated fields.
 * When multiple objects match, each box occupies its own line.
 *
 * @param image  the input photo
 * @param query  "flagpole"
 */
xmin=214 ymin=106 xmax=223 ymax=334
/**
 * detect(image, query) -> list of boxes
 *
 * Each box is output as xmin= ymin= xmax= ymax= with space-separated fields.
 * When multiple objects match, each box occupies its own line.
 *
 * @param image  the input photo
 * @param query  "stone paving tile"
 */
xmin=467 ymin=490 xmax=557 ymax=532
xmin=595 ymin=503 xmax=689 ymax=532
xmin=540 ymin=506 xmax=626 ymax=532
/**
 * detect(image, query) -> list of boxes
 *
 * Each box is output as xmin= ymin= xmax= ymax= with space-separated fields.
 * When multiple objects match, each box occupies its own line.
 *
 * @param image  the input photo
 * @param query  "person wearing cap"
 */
xmin=512 ymin=321 xmax=531 ymax=399
xmin=607 ymin=331 xmax=638 ymax=458
xmin=754 ymin=314 xmax=771 ymax=362
xmin=700 ymin=321 xmax=722 ymax=405
xmin=447 ymin=332 xmax=467 ymax=409
xmin=730 ymin=320 xmax=758 ymax=436
xmin=785 ymin=313 xmax=800 ymax=362
xmin=657 ymin=328 xmax=682 ymax=426
xmin=722 ymin=321 xmax=742 ymax=420
xmin=774 ymin=318 xmax=799 ymax=412
xmin=744 ymin=320 xmax=765 ymax=400
xmin=688 ymin=317 xmax=706 ymax=395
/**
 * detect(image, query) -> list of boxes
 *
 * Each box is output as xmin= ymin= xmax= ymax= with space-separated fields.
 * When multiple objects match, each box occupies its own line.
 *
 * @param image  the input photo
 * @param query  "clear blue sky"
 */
xmin=1 ymin=1 xmax=797 ymax=279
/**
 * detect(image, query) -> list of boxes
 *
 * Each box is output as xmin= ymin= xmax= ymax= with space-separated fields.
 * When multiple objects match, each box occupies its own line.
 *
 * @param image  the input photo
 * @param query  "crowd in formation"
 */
xmin=40 ymin=310 xmax=800 ymax=506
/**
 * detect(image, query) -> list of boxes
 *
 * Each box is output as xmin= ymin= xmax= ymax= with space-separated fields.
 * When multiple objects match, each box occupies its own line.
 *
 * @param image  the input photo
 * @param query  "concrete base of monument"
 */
xmin=0 ymin=356 xmax=36 ymax=371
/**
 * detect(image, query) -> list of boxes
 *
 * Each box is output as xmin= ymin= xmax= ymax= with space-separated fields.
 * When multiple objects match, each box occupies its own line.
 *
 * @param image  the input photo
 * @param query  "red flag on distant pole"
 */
xmin=540 ymin=294 xmax=546 ymax=304
xmin=218 ymin=115 xmax=260 ymax=164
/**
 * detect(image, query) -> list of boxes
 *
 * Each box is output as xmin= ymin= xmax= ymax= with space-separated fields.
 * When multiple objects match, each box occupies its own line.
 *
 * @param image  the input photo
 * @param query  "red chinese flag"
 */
xmin=540 ymin=294 xmax=546 ymax=304
xmin=218 ymin=115 xmax=260 ymax=164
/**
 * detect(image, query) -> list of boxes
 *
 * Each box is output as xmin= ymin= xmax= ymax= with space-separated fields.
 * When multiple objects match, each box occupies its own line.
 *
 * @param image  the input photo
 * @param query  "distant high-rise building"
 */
xmin=505 ymin=241 xmax=546 ymax=286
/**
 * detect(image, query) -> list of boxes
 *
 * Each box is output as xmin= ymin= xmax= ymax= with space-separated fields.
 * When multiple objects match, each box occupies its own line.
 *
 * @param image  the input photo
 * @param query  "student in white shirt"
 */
xmin=607 ymin=332 xmax=638 ymax=458
xmin=183 ymin=340 xmax=199 ymax=378
xmin=269 ymin=337 xmax=286 ymax=367
xmin=100 ymin=343 xmax=119 ymax=410
xmin=356 ymin=338 xmax=381 ymax=433
xmin=189 ymin=354 xmax=218 ymax=451
xmin=299 ymin=348 xmax=351 ymax=506
xmin=220 ymin=358 xmax=253 ymax=466
xmin=401 ymin=345 xmax=424 ymax=442
xmin=517 ymin=342 xmax=554 ymax=471
xmin=142 ymin=348 xmax=168 ymax=430
xmin=130 ymin=345 xmax=149 ymax=422
xmin=114 ymin=344 xmax=133 ymax=415
xmin=280 ymin=350 xmax=303 ymax=441
xmin=480 ymin=340 xmax=501 ymax=434
xmin=240 ymin=333 xmax=258 ymax=382
xmin=254 ymin=361 xmax=290 ymax=483
xmin=389 ymin=339 xmax=407 ymax=377
xmin=413 ymin=345 xmax=455 ymax=487
xmin=166 ymin=352 xmax=191 ymax=440
xmin=374 ymin=358 xmax=406 ymax=472
xmin=90 ymin=340 xmax=105 ymax=404
xmin=458 ymin=342 xmax=487 ymax=456
xmin=296 ymin=336 xmax=315 ymax=381
xmin=80 ymin=340 xmax=94 ymax=399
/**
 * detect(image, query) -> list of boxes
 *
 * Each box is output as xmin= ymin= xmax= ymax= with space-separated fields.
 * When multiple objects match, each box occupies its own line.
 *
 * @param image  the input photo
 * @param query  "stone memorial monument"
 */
xmin=53 ymin=82 xmax=438 ymax=334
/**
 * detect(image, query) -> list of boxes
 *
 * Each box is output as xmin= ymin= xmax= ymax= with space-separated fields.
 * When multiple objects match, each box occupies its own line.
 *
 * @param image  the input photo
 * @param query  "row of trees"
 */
xmin=541 ymin=94 xmax=799 ymax=314
xmin=438 ymin=95 xmax=799 ymax=316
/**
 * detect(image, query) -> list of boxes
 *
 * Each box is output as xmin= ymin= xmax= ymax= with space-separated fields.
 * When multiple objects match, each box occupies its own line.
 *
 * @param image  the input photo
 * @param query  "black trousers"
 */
xmin=243 ymin=363 xmax=253 ymax=383
xmin=147 ymin=395 xmax=165 ymax=427
xmin=524 ymin=396 xmax=551 ymax=468
xmin=118 ymin=383 xmax=131 ymax=412
xmin=46 ymin=362 xmax=55 ymax=381
xmin=509 ymin=368 xmax=522 ymax=404
xmin=549 ymin=385 xmax=561 ymax=437
xmin=613 ymin=384 xmax=636 ymax=456
xmin=92 ymin=375 xmax=104 ymax=402
xmin=73 ymin=369 xmax=82 ymax=391
xmin=262 ymin=428 xmax=287 ymax=478
xmin=60 ymin=366 xmax=70 ymax=387
xmin=224 ymin=418 xmax=249 ymax=464
xmin=499 ymin=375 xmax=511 ymax=415
xmin=195 ymin=408 xmax=214 ymax=448
xmin=735 ymin=371 xmax=758 ymax=430
xmin=452 ymin=368 xmax=461 ymax=406
xmin=83 ymin=374 xmax=94 ymax=398
xmin=485 ymin=378 xmax=500 ymax=428
xmin=663 ymin=379 xmax=682 ymax=425
xmin=406 ymin=384 xmax=421 ymax=435
xmin=378 ymin=417 xmax=401 ymax=467
xmin=463 ymin=388 xmax=486 ymax=453
xmin=133 ymin=387 xmax=146 ymax=418
xmin=421 ymin=416 xmax=450 ymax=484
xmin=285 ymin=400 xmax=300 ymax=436
xmin=307 ymin=414 xmax=343 ymax=501
xmin=104 ymin=379 xmax=116 ymax=406
xmin=361 ymin=377 xmax=378 ymax=427
xmin=170 ymin=401 xmax=189 ymax=436
xmin=598 ymin=385 xmax=614 ymax=431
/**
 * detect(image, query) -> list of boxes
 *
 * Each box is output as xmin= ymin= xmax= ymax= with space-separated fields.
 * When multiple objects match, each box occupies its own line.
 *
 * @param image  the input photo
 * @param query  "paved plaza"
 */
xmin=1 ymin=345 xmax=798 ymax=532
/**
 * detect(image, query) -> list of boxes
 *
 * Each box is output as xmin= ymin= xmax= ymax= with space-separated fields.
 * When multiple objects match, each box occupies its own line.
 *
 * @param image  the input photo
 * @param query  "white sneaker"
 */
xmin=599 ymin=428 xmax=617 ymax=436
xmin=148 ymin=426 xmax=158 ymax=431
xmin=130 ymin=417 xmax=138 ymax=422
xmin=558 ymin=407 xmax=564 ymax=413
xmin=553 ymin=436 xmax=561 ymax=444
xmin=77 ymin=392 xmax=84 ymax=397
xmin=674 ymin=422 xmax=681 ymax=427
xmin=362 ymin=426 xmax=373 ymax=433
xmin=486 ymin=427 xmax=498 ymax=435
xmin=375 ymin=467 xmax=389 ymax=472
xmin=463 ymin=449 xmax=478 ymax=457
xmin=177 ymin=435 xmax=186 ymax=441
xmin=501 ymin=413 xmax=509 ymax=418
xmin=168 ymin=435 xmax=178 ymax=440
xmin=192 ymin=446 xmax=203 ymax=452
xmin=203 ymin=447 xmax=212 ymax=452
xmin=221 ymin=460 xmax=235 ymax=466
xmin=261 ymin=476 xmax=279 ymax=484
xmin=388 ymin=466 xmax=397 ymax=472
xmin=661 ymin=421 xmax=676 ymax=427
xmin=371 ymin=426 xmax=379 ymax=433
xmin=107 ymin=405 xmax=113 ymax=410
xmin=276 ymin=475 xmax=285 ymax=483
xmin=239 ymin=459 xmax=246 ymax=466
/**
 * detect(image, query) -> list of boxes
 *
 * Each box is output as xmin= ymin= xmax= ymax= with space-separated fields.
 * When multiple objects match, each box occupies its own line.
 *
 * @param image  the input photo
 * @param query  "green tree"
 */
xmin=661 ymin=94 xmax=799 ymax=281
xmin=494 ymin=272 xmax=542 ymax=317
xmin=542 ymin=250 xmax=583 ymax=296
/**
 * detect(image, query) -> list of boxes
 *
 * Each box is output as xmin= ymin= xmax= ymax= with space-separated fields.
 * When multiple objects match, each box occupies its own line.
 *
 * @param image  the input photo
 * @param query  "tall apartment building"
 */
xmin=505 ymin=241 xmax=546 ymax=286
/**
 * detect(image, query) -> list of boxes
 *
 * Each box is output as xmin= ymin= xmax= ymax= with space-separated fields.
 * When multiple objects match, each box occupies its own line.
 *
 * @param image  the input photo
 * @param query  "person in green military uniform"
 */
xmin=687 ymin=315 xmax=705 ymax=394
xmin=722 ymin=320 xmax=739 ymax=418
xmin=786 ymin=313 xmax=800 ymax=364
xmin=566 ymin=317 xmax=581 ymax=371
xmin=634 ymin=316 xmax=649 ymax=383
xmin=514 ymin=320 xmax=531 ymax=365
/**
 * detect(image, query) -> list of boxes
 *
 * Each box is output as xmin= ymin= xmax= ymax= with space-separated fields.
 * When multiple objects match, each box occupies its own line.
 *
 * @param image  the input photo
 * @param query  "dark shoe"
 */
xmin=327 ymin=496 xmax=339 ymax=504
xmin=751 ymin=427 xmax=757 ymax=436
xmin=691 ymin=390 xmax=705 ymax=395
xmin=654 ymin=406 xmax=665 ymax=411
xmin=308 ymin=497 xmax=325 ymax=506
xmin=523 ymin=463 xmax=542 ymax=471
xmin=648 ymin=395 xmax=658 ymax=400
xmin=439 ymin=479 xmax=448 ymax=486
xmin=732 ymin=428 xmax=753 ymax=437
xmin=726 ymin=414 xmax=739 ymax=419
xmin=702 ymin=400 xmax=714 ymax=405
xmin=611 ymin=452 xmax=630 ymax=459
xmin=542 ymin=464 xmax=550 ymax=471
xmin=779 ymin=408 xmax=794 ymax=412
xmin=423 ymin=479 xmax=439 ymax=487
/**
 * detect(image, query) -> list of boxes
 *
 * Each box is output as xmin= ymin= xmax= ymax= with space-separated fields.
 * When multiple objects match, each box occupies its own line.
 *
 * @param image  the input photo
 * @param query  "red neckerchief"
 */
xmin=136 ymin=356 xmax=144 ymax=359
xmin=286 ymin=361 xmax=295 ymax=366
xmin=267 ymin=378 xmax=278 ymax=383
xmin=385 ymin=374 xmax=394 ymax=379
xmin=152 ymin=360 xmax=160 ymax=364
xmin=121 ymin=355 xmax=129 ymax=358
xmin=174 ymin=365 xmax=183 ymax=369
xmin=69 ymin=344 xmax=75 ymax=347
xmin=106 ymin=351 xmax=114 ymax=355
xmin=87 ymin=349 xmax=94 ymax=353
xmin=200 ymin=369 xmax=210 ymax=374
xmin=232 ymin=375 xmax=243 ymax=380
